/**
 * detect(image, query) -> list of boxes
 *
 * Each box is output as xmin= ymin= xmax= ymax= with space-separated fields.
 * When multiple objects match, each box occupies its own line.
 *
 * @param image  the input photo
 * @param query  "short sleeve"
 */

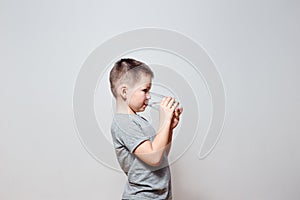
xmin=112 ymin=115 xmax=150 ymax=153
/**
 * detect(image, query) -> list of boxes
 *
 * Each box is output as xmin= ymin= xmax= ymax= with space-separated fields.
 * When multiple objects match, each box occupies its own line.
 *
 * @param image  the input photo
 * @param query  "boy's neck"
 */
xmin=115 ymin=96 xmax=137 ymax=114
xmin=116 ymin=110 xmax=136 ymax=115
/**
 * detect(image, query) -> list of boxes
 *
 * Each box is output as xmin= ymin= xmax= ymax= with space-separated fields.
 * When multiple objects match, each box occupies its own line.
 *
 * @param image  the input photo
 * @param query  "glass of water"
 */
xmin=148 ymin=91 xmax=180 ymax=111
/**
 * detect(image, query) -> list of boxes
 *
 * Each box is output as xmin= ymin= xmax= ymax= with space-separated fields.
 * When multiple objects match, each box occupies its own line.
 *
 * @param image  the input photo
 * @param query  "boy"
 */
xmin=109 ymin=58 xmax=183 ymax=200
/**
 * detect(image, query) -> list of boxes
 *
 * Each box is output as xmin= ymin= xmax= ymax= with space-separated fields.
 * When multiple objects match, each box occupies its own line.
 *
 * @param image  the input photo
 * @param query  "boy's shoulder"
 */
xmin=112 ymin=114 xmax=143 ymax=132
xmin=112 ymin=113 xmax=154 ymax=138
xmin=113 ymin=113 xmax=148 ymax=125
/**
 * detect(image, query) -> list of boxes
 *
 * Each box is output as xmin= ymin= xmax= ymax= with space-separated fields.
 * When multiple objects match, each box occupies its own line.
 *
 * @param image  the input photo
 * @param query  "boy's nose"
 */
xmin=146 ymin=93 xmax=151 ymax=99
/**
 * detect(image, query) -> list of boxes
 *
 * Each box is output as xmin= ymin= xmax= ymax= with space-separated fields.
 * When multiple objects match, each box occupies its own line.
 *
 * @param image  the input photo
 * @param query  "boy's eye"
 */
xmin=143 ymin=88 xmax=151 ymax=93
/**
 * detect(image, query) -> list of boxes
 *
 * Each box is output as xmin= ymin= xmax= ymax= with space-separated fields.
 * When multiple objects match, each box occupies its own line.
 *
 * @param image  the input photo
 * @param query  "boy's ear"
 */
xmin=120 ymin=84 xmax=127 ymax=99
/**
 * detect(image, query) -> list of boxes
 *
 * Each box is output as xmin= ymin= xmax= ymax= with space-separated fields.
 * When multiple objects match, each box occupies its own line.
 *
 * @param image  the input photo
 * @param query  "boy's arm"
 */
xmin=133 ymin=97 xmax=177 ymax=167
xmin=134 ymin=121 xmax=172 ymax=166
xmin=166 ymin=129 xmax=173 ymax=156
xmin=166 ymin=107 xmax=183 ymax=155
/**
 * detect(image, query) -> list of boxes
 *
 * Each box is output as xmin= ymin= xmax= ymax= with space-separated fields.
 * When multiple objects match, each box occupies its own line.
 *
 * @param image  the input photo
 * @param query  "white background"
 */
xmin=1 ymin=0 xmax=299 ymax=199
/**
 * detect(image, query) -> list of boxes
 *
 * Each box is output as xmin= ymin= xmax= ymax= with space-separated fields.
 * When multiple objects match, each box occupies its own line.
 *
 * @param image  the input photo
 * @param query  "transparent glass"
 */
xmin=148 ymin=92 xmax=180 ymax=111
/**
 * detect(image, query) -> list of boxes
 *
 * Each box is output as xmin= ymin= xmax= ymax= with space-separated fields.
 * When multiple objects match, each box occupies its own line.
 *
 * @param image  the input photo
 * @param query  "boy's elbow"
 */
xmin=147 ymin=156 xmax=162 ymax=167
xmin=137 ymin=156 xmax=161 ymax=167
xmin=148 ymin=160 xmax=161 ymax=167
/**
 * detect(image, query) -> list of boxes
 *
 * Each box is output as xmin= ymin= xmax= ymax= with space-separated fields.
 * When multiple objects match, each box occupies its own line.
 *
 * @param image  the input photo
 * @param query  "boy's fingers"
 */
xmin=160 ymin=96 xmax=167 ymax=105
xmin=174 ymin=108 xmax=181 ymax=116
xmin=178 ymin=107 xmax=183 ymax=114
xmin=162 ymin=97 xmax=171 ymax=107
xmin=171 ymin=101 xmax=179 ymax=111
xmin=162 ymin=97 xmax=173 ymax=107
xmin=174 ymin=107 xmax=183 ymax=117
xmin=167 ymin=98 xmax=175 ymax=108
xmin=174 ymin=110 xmax=179 ymax=117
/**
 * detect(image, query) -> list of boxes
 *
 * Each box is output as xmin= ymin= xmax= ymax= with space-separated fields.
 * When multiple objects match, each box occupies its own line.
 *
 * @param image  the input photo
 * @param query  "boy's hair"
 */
xmin=109 ymin=58 xmax=154 ymax=97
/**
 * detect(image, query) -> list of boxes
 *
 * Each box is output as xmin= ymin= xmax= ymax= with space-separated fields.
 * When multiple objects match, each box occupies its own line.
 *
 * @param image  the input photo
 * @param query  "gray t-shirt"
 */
xmin=111 ymin=113 xmax=172 ymax=200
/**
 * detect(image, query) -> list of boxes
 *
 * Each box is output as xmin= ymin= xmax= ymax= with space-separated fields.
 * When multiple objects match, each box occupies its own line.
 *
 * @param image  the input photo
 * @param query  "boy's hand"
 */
xmin=170 ymin=107 xmax=183 ymax=129
xmin=159 ymin=97 xmax=179 ymax=129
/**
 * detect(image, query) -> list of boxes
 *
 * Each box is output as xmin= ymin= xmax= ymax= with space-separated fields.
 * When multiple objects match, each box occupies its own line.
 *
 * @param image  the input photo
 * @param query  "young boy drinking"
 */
xmin=109 ymin=58 xmax=183 ymax=200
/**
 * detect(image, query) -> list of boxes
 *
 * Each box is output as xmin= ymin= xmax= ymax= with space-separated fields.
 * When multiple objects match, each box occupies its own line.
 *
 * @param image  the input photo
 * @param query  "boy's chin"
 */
xmin=137 ymin=105 xmax=147 ymax=112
